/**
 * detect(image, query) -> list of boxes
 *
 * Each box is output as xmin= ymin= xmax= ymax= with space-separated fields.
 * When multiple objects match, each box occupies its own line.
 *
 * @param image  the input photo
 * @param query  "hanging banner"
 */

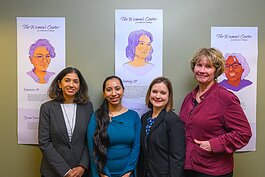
xmin=211 ymin=27 xmax=257 ymax=151
xmin=115 ymin=9 xmax=163 ymax=116
xmin=17 ymin=17 xmax=65 ymax=144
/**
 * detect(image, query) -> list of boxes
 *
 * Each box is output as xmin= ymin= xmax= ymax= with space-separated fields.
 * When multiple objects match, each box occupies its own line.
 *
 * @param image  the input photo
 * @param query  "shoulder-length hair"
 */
xmin=145 ymin=77 xmax=173 ymax=112
xmin=126 ymin=29 xmax=153 ymax=62
xmin=48 ymin=67 xmax=90 ymax=104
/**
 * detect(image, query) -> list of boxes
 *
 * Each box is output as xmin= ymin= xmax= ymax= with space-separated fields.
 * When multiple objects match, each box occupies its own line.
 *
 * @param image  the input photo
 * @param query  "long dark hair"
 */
xmin=48 ymin=67 xmax=89 ymax=104
xmin=93 ymin=76 xmax=124 ymax=171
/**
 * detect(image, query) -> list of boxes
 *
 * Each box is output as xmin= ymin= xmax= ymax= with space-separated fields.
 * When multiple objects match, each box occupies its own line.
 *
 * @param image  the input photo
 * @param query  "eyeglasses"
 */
xmin=33 ymin=55 xmax=51 ymax=61
xmin=225 ymin=62 xmax=241 ymax=69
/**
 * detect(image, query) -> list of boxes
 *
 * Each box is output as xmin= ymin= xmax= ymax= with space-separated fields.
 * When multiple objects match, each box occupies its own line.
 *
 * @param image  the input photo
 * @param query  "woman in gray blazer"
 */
xmin=39 ymin=67 xmax=93 ymax=177
xmin=138 ymin=77 xmax=186 ymax=177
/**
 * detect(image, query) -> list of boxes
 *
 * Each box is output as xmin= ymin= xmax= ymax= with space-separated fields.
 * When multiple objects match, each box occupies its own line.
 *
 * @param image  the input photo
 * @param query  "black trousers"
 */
xmin=184 ymin=170 xmax=233 ymax=177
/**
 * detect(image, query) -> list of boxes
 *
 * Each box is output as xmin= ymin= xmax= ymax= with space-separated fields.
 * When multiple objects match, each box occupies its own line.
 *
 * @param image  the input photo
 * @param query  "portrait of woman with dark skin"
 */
xmin=219 ymin=53 xmax=252 ymax=91
xmin=179 ymin=48 xmax=252 ymax=177
xmin=38 ymin=67 xmax=93 ymax=177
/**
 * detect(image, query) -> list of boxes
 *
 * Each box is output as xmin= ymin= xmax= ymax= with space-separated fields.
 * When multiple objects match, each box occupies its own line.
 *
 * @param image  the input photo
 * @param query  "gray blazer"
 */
xmin=38 ymin=100 xmax=93 ymax=177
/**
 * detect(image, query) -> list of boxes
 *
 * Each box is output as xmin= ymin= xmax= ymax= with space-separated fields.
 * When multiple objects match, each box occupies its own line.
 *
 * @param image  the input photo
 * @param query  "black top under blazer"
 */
xmin=38 ymin=100 xmax=93 ymax=177
xmin=138 ymin=109 xmax=186 ymax=177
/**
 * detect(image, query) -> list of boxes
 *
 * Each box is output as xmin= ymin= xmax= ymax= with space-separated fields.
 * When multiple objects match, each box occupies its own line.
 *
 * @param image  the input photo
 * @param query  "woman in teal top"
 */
xmin=87 ymin=76 xmax=141 ymax=177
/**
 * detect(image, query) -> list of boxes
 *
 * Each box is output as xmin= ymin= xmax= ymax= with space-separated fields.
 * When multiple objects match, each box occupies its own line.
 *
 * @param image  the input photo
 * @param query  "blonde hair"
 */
xmin=191 ymin=48 xmax=225 ymax=80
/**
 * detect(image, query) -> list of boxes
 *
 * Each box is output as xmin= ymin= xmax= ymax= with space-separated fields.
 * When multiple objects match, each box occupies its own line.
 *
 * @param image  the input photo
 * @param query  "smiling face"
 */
xmin=224 ymin=56 xmax=244 ymax=84
xmin=135 ymin=35 xmax=152 ymax=60
xmin=193 ymin=56 xmax=216 ymax=87
xmin=58 ymin=72 xmax=80 ymax=103
xmin=29 ymin=46 xmax=51 ymax=72
xmin=149 ymin=82 xmax=169 ymax=111
xmin=104 ymin=78 xmax=124 ymax=106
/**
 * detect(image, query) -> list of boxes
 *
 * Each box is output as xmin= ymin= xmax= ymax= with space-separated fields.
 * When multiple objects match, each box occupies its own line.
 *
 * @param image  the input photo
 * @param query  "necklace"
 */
xmin=61 ymin=103 xmax=76 ymax=141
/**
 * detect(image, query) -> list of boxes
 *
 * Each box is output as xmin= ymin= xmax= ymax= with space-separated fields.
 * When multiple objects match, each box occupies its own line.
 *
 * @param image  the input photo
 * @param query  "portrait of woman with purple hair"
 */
xmin=27 ymin=39 xmax=56 ymax=84
xmin=123 ymin=29 xmax=155 ymax=76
